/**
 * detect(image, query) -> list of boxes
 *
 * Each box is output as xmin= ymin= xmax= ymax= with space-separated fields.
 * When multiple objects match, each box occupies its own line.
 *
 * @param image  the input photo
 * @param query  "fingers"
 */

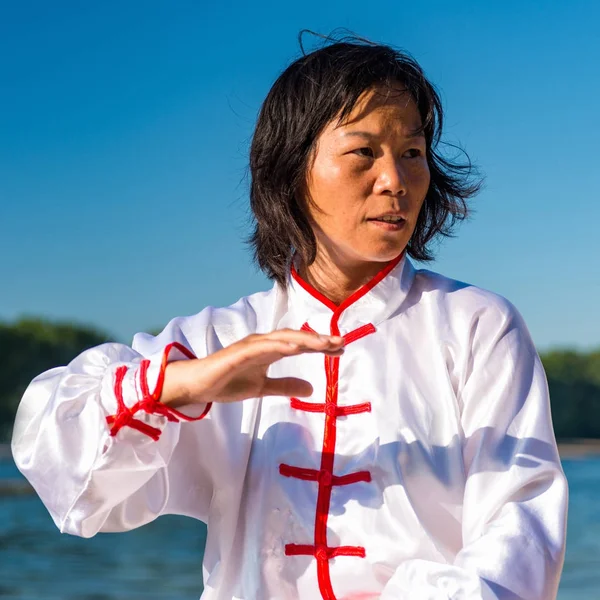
xmin=234 ymin=337 xmax=342 ymax=368
xmin=261 ymin=377 xmax=314 ymax=398
xmin=264 ymin=328 xmax=345 ymax=353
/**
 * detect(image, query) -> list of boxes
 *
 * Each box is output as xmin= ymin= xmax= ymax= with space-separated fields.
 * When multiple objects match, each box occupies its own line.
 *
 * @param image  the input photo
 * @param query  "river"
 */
xmin=0 ymin=456 xmax=597 ymax=599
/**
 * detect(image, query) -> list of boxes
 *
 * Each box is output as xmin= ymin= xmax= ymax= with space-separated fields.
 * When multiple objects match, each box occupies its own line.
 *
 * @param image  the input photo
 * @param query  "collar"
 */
xmin=286 ymin=252 xmax=416 ymax=336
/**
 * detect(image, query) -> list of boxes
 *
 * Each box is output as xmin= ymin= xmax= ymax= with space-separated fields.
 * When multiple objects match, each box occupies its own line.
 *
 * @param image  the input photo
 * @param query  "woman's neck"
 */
xmin=298 ymin=250 xmax=392 ymax=306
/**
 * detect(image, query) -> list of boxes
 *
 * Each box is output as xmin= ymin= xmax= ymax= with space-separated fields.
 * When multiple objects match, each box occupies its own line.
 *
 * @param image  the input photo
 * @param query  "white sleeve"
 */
xmin=11 ymin=315 xmax=212 ymax=538
xmin=380 ymin=302 xmax=568 ymax=600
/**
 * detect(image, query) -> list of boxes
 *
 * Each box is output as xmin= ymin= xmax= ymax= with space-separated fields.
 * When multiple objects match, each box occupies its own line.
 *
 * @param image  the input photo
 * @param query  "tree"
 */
xmin=0 ymin=318 xmax=111 ymax=441
xmin=541 ymin=349 xmax=600 ymax=440
xmin=1 ymin=317 xmax=599 ymax=442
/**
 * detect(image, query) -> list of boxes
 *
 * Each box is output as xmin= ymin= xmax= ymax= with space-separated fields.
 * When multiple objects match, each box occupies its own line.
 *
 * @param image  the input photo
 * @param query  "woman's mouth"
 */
xmin=367 ymin=217 xmax=407 ymax=231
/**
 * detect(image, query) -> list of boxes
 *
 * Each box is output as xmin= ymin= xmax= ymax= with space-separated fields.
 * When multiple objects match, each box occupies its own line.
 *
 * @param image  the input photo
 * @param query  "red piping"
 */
xmin=285 ymin=544 xmax=366 ymax=559
xmin=290 ymin=252 xmax=404 ymax=314
xmin=290 ymin=398 xmax=371 ymax=416
xmin=279 ymin=464 xmax=372 ymax=486
xmin=284 ymin=254 xmax=404 ymax=599
xmin=342 ymin=323 xmax=376 ymax=345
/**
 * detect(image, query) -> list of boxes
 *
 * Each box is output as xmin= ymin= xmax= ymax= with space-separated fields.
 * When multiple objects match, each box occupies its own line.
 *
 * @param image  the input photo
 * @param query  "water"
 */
xmin=0 ymin=458 xmax=206 ymax=599
xmin=556 ymin=458 xmax=600 ymax=598
xmin=1 ymin=458 xmax=598 ymax=599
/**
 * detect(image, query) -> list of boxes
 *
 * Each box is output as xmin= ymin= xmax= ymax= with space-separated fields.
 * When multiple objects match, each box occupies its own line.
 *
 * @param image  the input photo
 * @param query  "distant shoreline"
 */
xmin=556 ymin=439 xmax=600 ymax=459
xmin=2 ymin=440 xmax=599 ymax=496
xmin=3 ymin=441 xmax=600 ymax=462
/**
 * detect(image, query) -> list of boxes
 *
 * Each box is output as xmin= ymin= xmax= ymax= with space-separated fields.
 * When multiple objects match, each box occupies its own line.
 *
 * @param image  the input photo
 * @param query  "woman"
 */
xmin=12 ymin=36 xmax=567 ymax=600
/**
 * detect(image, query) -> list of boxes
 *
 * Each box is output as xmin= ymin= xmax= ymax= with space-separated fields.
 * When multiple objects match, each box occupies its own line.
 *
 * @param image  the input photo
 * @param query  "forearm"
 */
xmin=11 ymin=342 xmax=201 ymax=536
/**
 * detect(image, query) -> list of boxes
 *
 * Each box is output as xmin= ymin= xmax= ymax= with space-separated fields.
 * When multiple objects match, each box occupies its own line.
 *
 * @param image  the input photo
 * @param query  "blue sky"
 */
xmin=1 ymin=0 xmax=598 ymax=350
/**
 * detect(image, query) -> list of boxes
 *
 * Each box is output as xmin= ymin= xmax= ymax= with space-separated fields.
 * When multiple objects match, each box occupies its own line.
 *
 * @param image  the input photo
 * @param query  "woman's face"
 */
xmin=304 ymin=88 xmax=431 ymax=268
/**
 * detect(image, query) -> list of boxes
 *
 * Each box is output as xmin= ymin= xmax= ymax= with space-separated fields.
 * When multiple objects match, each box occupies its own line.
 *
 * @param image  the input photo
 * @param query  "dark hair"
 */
xmin=249 ymin=32 xmax=483 ymax=285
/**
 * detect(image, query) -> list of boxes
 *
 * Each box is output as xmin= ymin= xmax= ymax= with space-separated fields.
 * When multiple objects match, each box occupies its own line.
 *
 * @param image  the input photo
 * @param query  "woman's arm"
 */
xmin=380 ymin=301 xmax=568 ymax=600
xmin=11 ymin=314 xmax=215 ymax=537
xmin=11 ymin=311 xmax=345 ymax=539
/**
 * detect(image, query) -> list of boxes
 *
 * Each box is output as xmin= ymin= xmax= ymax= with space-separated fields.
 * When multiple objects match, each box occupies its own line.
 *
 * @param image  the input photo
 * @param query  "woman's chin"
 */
xmin=362 ymin=242 xmax=409 ymax=264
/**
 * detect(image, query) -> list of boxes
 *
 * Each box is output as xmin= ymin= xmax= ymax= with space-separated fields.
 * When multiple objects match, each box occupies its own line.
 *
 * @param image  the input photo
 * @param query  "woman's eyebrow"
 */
xmin=341 ymin=130 xmax=425 ymax=139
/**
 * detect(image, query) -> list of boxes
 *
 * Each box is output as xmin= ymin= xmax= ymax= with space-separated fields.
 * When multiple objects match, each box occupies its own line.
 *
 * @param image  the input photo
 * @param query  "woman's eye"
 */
xmin=353 ymin=147 xmax=374 ymax=158
xmin=405 ymin=148 xmax=423 ymax=158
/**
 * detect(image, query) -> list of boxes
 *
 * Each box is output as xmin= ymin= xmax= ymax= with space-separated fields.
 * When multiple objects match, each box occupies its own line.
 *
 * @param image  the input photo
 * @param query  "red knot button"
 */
xmin=325 ymin=403 xmax=337 ymax=417
xmin=318 ymin=470 xmax=333 ymax=486
xmin=113 ymin=409 xmax=133 ymax=426
xmin=315 ymin=546 xmax=328 ymax=561
xmin=140 ymin=399 xmax=158 ymax=413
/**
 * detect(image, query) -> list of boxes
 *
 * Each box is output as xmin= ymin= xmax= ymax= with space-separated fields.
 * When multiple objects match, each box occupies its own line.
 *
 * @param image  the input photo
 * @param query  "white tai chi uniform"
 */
xmin=12 ymin=254 xmax=568 ymax=600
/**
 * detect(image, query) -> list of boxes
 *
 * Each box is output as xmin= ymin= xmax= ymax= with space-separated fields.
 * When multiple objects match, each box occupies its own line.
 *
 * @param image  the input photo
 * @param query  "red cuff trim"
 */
xmin=106 ymin=342 xmax=212 ymax=440
xmin=106 ymin=366 xmax=163 ymax=441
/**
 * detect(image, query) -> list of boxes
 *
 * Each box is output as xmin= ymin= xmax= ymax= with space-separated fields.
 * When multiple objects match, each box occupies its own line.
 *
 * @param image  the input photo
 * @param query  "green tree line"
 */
xmin=1 ymin=318 xmax=599 ymax=442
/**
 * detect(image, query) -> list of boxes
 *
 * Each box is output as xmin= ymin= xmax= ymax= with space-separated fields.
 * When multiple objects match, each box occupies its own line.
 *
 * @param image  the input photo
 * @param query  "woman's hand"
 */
xmin=160 ymin=329 xmax=345 ymax=408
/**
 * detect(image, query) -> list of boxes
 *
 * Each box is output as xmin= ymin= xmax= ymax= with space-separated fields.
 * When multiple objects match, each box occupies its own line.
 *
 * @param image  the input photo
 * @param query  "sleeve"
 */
xmin=380 ymin=301 xmax=568 ymax=600
xmin=10 ymin=314 xmax=213 ymax=539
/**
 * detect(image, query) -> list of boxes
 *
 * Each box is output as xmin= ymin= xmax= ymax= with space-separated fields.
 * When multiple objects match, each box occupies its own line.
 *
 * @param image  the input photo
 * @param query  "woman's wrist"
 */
xmin=160 ymin=360 xmax=198 ymax=408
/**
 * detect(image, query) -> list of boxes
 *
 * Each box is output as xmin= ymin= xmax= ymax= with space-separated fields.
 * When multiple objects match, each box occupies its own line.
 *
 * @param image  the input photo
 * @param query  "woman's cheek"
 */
xmin=414 ymin=160 xmax=431 ymax=188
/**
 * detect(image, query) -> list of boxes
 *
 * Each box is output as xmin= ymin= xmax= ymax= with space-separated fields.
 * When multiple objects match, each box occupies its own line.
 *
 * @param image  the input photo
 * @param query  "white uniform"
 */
xmin=11 ymin=254 xmax=568 ymax=600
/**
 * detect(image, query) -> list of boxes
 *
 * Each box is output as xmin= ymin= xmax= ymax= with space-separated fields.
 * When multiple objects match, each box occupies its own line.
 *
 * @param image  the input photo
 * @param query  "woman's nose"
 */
xmin=373 ymin=158 xmax=408 ymax=196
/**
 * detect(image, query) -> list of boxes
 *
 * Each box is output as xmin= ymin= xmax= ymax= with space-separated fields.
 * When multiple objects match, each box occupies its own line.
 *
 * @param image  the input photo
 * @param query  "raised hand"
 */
xmin=160 ymin=328 xmax=345 ymax=408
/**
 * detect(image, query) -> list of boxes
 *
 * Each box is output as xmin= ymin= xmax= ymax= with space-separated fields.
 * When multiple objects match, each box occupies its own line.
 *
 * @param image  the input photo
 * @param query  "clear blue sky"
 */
xmin=1 ymin=0 xmax=598 ymax=351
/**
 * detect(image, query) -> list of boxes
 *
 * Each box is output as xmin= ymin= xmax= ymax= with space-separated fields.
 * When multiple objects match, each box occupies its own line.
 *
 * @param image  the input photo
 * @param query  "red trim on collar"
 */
xmin=290 ymin=251 xmax=405 ymax=314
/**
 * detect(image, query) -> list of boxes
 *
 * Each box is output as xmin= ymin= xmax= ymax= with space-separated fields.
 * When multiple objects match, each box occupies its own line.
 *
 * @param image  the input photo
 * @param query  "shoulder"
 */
xmin=132 ymin=285 xmax=280 ymax=356
xmin=410 ymin=265 xmax=527 ymax=334
xmin=410 ymin=266 xmax=538 ymax=372
xmin=205 ymin=285 xmax=281 ymax=334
